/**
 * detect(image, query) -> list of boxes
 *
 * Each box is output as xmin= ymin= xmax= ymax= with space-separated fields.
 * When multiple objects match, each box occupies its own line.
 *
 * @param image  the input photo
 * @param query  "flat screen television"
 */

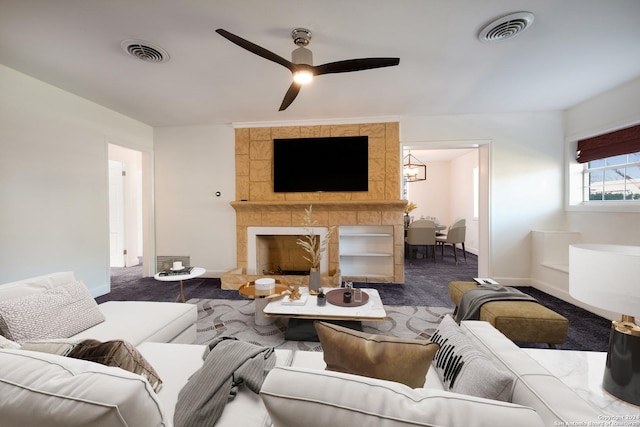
xmin=273 ymin=136 xmax=369 ymax=192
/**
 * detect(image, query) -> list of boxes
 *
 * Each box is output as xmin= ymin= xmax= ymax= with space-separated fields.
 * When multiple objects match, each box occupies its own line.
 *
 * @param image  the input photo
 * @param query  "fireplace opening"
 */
xmin=262 ymin=266 xmax=310 ymax=276
xmin=256 ymin=234 xmax=318 ymax=276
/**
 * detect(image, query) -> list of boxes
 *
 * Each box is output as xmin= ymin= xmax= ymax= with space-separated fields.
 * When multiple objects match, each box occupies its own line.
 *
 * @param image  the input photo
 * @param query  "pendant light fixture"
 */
xmin=403 ymin=151 xmax=426 ymax=182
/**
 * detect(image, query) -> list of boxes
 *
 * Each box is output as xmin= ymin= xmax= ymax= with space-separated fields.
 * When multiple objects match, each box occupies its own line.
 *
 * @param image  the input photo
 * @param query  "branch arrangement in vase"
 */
xmin=296 ymin=205 xmax=336 ymax=269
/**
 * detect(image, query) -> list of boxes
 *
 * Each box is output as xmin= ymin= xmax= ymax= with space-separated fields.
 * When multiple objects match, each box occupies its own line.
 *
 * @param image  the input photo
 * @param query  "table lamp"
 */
xmin=569 ymin=244 xmax=640 ymax=406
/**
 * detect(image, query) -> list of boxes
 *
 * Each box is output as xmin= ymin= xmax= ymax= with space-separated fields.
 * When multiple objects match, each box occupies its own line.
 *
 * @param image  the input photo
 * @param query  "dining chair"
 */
xmin=405 ymin=219 xmax=436 ymax=263
xmin=436 ymin=218 xmax=466 ymax=264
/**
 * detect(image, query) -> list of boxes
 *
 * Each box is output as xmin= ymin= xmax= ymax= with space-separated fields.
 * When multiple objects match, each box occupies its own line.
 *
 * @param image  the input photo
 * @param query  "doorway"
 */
xmin=402 ymin=141 xmax=491 ymax=277
xmin=108 ymin=143 xmax=145 ymax=271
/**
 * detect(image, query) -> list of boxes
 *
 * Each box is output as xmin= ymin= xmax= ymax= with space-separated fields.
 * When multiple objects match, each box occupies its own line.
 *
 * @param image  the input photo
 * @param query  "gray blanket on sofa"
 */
xmin=455 ymin=285 xmax=537 ymax=323
xmin=174 ymin=337 xmax=276 ymax=427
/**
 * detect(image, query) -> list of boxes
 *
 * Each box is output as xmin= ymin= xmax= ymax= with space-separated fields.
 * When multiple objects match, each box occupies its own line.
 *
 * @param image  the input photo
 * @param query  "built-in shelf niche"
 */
xmin=339 ymin=225 xmax=394 ymax=280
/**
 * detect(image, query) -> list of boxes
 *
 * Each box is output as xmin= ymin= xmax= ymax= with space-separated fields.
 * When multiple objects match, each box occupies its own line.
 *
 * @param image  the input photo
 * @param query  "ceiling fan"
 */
xmin=215 ymin=28 xmax=400 ymax=111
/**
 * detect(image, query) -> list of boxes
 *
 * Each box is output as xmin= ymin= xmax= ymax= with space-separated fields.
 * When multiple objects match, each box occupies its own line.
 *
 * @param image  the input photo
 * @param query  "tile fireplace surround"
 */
xmin=221 ymin=122 xmax=407 ymax=290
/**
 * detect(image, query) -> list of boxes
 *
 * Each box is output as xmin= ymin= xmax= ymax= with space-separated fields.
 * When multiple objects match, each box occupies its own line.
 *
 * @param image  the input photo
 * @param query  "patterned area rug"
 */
xmin=190 ymin=298 xmax=453 ymax=352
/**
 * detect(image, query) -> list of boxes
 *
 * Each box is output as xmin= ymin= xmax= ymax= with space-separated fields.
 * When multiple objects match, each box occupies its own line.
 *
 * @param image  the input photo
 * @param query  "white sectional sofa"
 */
xmin=0 ymin=272 xmax=602 ymax=427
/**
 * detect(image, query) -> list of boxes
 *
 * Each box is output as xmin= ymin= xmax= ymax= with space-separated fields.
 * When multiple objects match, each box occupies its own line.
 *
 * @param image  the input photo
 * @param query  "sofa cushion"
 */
xmin=67 ymin=339 xmax=163 ymax=393
xmin=0 ymin=348 xmax=166 ymax=427
xmin=261 ymin=366 xmax=544 ymax=427
xmin=430 ymin=315 xmax=514 ymax=401
xmin=72 ymin=300 xmax=197 ymax=345
xmin=0 ymin=280 xmax=105 ymax=343
xmin=315 ymin=321 xmax=439 ymax=388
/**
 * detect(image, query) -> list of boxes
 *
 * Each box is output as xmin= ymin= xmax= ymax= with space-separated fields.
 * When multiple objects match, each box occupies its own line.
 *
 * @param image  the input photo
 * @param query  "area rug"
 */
xmin=190 ymin=298 xmax=454 ymax=352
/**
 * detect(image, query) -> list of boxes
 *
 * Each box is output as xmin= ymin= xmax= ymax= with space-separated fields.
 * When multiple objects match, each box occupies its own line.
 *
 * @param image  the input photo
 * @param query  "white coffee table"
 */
xmin=264 ymin=287 xmax=387 ymax=321
xmin=264 ymin=287 xmax=387 ymax=340
xmin=153 ymin=267 xmax=205 ymax=303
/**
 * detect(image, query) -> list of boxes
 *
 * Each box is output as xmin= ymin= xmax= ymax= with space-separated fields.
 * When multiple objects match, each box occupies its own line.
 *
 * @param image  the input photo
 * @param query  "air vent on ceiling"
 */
xmin=478 ymin=12 xmax=535 ymax=42
xmin=121 ymin=39 xmax=170 ymax=63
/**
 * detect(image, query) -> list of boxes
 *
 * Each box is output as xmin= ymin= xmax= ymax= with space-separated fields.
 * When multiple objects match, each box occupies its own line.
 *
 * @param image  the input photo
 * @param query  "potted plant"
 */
xmin=405 ymin=201 xmax=417 ymax=228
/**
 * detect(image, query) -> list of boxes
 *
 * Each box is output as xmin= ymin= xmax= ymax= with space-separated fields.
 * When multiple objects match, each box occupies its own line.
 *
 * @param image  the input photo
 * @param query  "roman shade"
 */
xmin=576 ymin=123 xmax=640 ymax=164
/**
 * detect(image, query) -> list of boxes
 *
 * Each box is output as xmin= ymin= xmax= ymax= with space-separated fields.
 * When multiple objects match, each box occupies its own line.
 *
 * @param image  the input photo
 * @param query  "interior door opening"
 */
xmin=108 ymin=144 xmax=143 ymax=270
xmin=401 ymin=141 xmax=491 ymax=277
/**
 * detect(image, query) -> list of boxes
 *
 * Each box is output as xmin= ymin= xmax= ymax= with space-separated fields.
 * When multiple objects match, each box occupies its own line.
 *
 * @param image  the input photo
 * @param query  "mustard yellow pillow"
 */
xmin=314 ymin=321 xmax=439 ymax=388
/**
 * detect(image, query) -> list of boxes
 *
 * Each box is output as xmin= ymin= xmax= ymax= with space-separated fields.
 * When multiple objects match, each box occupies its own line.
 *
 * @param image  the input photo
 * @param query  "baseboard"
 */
xmin=530 ymin=279 xmax=618 ymax=321
xmin=202 ymin=269 xmax=226 ymax=278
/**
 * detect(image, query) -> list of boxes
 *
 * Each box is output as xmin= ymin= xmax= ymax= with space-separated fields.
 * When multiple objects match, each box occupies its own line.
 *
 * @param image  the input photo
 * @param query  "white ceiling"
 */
xmin=2 ymin=0 xmax=640 ymax=127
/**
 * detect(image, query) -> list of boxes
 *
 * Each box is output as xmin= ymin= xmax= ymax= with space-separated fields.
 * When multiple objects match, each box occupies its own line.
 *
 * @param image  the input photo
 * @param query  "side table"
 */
xmin=238 ymin=281 xmax=289 ymax=326
xmin=523 ymin=348 xmax=640 ymax=417
xmin=154 ymin=267 xmax=205 ymax=303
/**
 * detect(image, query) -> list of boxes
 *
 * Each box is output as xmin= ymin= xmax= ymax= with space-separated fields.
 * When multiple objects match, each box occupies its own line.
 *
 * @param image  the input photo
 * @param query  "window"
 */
xmin=582 ymin=152 xmax=640 ymax=201
xmin=575 ymin=123 xmax=640 ymax=204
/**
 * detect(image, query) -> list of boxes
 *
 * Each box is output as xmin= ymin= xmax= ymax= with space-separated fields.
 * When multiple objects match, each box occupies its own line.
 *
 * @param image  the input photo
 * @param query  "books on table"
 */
xmin=473 ymin=277 xmax=499 ymax=286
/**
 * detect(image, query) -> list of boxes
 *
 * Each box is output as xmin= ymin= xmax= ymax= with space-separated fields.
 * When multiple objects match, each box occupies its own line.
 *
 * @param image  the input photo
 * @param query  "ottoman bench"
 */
xmin=448 ymin=281 xmax=569 ymax=347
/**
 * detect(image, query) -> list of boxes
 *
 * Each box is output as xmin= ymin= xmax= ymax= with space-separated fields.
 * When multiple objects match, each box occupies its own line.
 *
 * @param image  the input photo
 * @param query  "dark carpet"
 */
xmin=100 ymin=245 xmax=611 ymax=352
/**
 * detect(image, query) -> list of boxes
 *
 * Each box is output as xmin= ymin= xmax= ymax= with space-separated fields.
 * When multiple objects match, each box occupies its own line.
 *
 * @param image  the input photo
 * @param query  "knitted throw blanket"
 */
xmin=455 ymin=285 xmax=537 ymax=323
xmin=174 ymin=337 xmax=276 ymax=427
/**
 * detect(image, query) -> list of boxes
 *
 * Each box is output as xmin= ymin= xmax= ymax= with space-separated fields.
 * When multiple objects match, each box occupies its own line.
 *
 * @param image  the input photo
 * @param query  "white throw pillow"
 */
xmin=431 ymin=315 xmax=515 ymax=401
xmin=261 ymin=366 xmax=544 ymax=427
xmin=0 ymin=348 xmax=166 ymax=427
xmin=0 ymin=280 xmax=105 ymax=343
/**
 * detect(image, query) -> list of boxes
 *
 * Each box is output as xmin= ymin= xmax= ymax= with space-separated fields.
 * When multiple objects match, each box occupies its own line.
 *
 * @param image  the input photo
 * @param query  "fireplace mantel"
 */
xmin=231 ymin=200 xmax=407 ymax=213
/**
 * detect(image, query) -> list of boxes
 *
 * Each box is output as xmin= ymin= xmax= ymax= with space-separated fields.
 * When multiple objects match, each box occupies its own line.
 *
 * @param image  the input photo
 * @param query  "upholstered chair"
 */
xmin=405 ymin=219 xmax=436 ymax=262
xmin=436 ymin=219 xmax=466 ymax=264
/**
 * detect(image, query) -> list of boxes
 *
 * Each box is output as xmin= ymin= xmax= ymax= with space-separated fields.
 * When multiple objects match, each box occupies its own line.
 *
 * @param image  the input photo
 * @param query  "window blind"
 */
xmin=576 ymin=124 xmax=640 ymax=164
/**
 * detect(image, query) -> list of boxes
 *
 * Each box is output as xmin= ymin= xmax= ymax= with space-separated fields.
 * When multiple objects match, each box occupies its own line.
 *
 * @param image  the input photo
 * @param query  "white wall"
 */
xmin=450 ymin=150 xmax=479 ymax=254
xmin=154 ymin=125 xmax=237 ymax=276
xmin=406 ymin=161 xmax=450 ymax=224
xmin=0 ymin=65 xmax=153 ymax=294
xmin=401 ymin=112 xmax=566 ymax=283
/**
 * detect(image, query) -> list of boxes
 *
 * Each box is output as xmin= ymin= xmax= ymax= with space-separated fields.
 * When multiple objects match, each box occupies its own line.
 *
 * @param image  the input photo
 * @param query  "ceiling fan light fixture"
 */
xmin=293 ymin=69 xmax=314 ymax=84
xmin=291 ymin=28 xmax=312 ymax=47
xmin=292 ymin=46 xmax=313 ymax=65
xmin=215 ymin=27 xmax=400 ymax=111
xmin=291 ymin=46 xmax=314 ymax=84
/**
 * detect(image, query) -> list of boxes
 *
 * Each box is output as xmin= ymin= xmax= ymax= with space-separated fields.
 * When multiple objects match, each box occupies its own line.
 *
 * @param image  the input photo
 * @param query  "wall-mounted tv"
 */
xmin=273 ymin=136 xmax=369 ymax=192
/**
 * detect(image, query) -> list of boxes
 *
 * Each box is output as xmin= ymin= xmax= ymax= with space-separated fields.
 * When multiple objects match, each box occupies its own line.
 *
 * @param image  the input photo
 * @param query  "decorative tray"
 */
xmin=326 ymin=288 xmax=369 ymax=307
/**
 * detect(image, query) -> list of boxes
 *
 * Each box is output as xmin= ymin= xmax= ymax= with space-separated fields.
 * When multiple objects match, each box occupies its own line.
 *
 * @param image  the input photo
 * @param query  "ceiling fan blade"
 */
xmin=313 ymin=58 xmax=400 ymax=76
xmin=216 ymin=29 xmax=296 ymax=72
xmin=279 ymin=82 xmax=302 ymax=111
